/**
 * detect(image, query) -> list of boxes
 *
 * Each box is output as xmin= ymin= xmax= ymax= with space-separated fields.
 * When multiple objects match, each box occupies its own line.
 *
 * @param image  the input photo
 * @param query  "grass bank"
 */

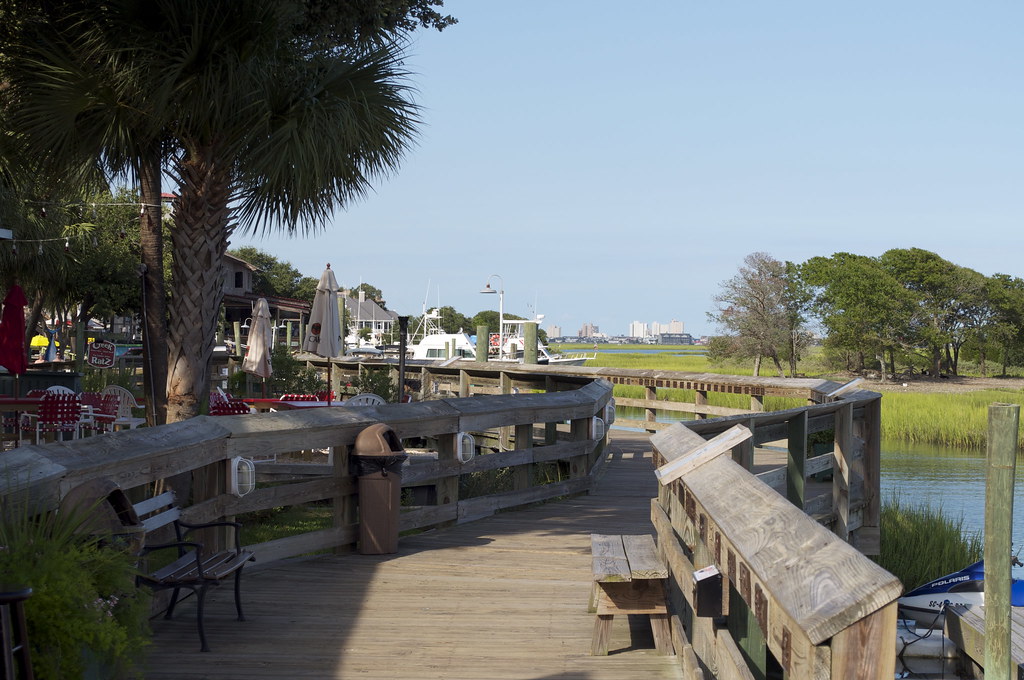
xmin=877 ymin=387 xmax=1024 ymax=450
xmin=877 ymin=491 xmax=982 ymax=590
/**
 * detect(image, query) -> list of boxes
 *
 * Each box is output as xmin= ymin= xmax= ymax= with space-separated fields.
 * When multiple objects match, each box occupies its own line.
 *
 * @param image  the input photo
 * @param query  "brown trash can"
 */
xmin=353 ymin=424 xmax=408 ymax=554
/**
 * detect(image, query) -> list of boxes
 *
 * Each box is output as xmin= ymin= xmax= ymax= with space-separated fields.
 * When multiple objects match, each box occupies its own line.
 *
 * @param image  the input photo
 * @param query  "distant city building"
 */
xmin=547 ymin=324 xmax=561 ymax=338
xmin=650 ymin=319 xmax=684 ymax=335
xmin=629 ymin=321 xmax=649 ymax=338
xmin=578 ymin=322 xmax=599 ymax=338
xmin=658 ymin=332 xmax=694 ymax=345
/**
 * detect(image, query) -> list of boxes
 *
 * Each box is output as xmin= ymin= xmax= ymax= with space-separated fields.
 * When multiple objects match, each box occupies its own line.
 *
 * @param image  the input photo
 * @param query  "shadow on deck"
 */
xmin=142 ymin=430 xmax=684 ymax=679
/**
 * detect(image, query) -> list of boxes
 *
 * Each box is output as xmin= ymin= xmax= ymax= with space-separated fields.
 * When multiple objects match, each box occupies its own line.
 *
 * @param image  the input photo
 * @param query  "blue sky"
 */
xmin=231 ymin=2 xmax=1023 ymax=338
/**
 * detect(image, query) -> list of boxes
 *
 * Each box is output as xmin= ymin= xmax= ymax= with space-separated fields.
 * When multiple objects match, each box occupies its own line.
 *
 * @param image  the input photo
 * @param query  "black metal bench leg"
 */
xmin=165 ymin=587 xmax=182 ymax=619
xmin=234 ymin=568 xmax=246 ymax=621
xmin=196 ymin=585 xmax=210 ymax=652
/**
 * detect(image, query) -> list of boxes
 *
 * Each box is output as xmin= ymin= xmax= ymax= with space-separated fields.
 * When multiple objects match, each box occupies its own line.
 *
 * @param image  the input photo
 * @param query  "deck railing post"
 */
xmin=787 ymin=411 xmax=808 ymax=508
xmin=514 ymin=423 xmax=533 ymax=491
xmin=832 ymin=402 xmax=853 ymax=542
xmin=985 ymin=403 xmax=1019 ymax=680
xmin=645 ymin=384 xmax=657 ymax=433
xmin=334 ymin=443 xmax=356 ymax=554
xmin=436 ymin=433 xmax=459 ymax=528
xmin=694 ymin=389 xmax=708 ymax=420
xmin=854 ymin=397 xmax=882 ymax=555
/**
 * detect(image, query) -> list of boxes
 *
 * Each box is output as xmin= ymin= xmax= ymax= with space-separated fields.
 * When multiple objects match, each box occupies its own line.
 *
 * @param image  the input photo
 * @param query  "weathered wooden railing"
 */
xmin=305 ymin=357 xmax=839 ymax=429
xmin=0 ymin=380 xmax=612 ymax=566
xmin=650 ymin=384 xmax=897 ymax=680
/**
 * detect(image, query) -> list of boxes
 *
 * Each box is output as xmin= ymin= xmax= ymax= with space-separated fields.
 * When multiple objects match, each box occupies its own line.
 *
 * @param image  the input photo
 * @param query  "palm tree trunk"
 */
xmin=165 ymin=147 xmax=232 ymax=423
xmin=139 ymin=151 xmax=168 ymax=425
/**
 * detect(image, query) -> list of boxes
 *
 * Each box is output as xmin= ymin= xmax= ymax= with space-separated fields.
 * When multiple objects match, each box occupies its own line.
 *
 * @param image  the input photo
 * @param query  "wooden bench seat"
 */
xmin=133 ymin=490 xmax=255 ymax=652
xmin=589 ymin=533 xmax=673 ymax=656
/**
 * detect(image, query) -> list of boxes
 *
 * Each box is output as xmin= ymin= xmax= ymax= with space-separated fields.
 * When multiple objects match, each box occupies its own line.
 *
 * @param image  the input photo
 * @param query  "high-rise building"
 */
xmin=547 ymin=325 xmax=562 ymax=338
xmin=629 ymin=321 xmax=650 ymax=338
xmin=578 ymin=322 xmax=599 ymax=338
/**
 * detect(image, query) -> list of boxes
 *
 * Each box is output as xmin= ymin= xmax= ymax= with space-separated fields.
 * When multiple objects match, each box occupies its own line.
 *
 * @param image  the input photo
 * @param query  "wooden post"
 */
xmin=570 ymin=417 xmax=590 ymax=479
xmin=545 ymin=376 xmax=558 ymax=445
xmin=435 ymin=433 xmax=459 ymax=529
xmin=750 ymin=394 xmax=764 ymax=412
xmin=524 ymin=322 xmax=538 ymax=364
xmin=500 ymin=372 xmax=512 ymax=449
xmin=694 ymin=389 xmax=707 ymax=420
xmin=732 ymin=418 xmax=755 ymax=471
xmin=985 ymin=403 xmax=1018 ymax=680
xmin=333 ymin=443 xmax=356 ymax=554
xmin=232 ymin=321 xmax=243 ymax=358
xmin=285 ymin=321 xmax=293 ymax=351
xmin=787 ymin=411 xmax=808 ymax=508
xmin=855 ymin=397 xmax=882 ymax=555
xmin=514 ymin=423 xmax=533 ymax=491
xmin=645 ymin=385 xmax=657 ymax=433
xmin=459 ymin=370 xmax=470 ymax=398
xmin=833 ymin=402 xmax=853 ymax=542
xmin=476 ymin=325 xmax=489 ymax=362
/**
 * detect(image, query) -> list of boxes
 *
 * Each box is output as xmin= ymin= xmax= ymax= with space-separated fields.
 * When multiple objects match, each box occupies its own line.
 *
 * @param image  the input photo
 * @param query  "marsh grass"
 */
xmin=879 ymin=388 xmax=1024 ymax=450
xmin=877 ymin=491 xmax=982 ymax=590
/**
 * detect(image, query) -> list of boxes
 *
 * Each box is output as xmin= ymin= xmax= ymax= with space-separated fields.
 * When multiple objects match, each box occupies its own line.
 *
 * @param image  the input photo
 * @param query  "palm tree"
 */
xmin=3 ymin=1 xmax=421 ymax=422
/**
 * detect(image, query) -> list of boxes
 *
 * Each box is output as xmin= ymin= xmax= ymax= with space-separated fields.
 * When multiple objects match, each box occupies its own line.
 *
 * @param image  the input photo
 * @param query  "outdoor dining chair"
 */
xmin=20 ymin=392 xmax=82 ymax=444
xmin=100 ymin=385 xmax=146 ymax=429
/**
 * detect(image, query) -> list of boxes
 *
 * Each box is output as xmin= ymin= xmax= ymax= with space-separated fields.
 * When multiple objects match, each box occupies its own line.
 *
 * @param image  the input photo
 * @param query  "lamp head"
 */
xmin=480 ymin=283 xmax=496 ymax=294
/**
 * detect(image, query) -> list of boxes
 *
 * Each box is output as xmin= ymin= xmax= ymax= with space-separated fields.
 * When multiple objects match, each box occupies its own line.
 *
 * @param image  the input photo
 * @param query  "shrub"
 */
xmin=0 ymin=502 xmax=150 ymax=678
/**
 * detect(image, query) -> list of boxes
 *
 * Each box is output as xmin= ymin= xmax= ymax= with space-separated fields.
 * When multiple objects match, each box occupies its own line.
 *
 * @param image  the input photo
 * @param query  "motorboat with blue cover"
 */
xmin=897 ymin=560 xmax=1024 ymax=628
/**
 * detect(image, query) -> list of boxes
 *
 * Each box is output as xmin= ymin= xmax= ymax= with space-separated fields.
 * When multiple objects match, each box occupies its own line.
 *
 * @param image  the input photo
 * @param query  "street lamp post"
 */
xmin=480 ymin=274 xmax=504 ymax=359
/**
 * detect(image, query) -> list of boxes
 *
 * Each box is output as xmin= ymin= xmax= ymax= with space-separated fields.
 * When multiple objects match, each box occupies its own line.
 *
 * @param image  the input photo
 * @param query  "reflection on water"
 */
xmin=881 ymin=442 xmax=1024 ymax=550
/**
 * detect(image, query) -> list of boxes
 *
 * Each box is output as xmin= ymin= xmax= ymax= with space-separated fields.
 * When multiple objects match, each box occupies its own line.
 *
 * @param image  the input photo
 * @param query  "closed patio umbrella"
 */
xmin=242 ymin=298 xmax=273 ymax=395
xmin=303 ymin=264 xmax=342 ymax=404
xmin=0 ymin=284 xmax=28 ymax=385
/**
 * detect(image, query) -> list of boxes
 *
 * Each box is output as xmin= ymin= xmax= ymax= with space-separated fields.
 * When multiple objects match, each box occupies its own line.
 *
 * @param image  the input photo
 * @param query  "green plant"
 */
xmin=355 ymin=367 xmax=395 ymax=402
xmin=268 ymin=345 xmax=327 ymax=395
xmin=876 ymin=491 xmax=983 ymax=591
xmin=0 ymin=502 xmax=150 ymax=679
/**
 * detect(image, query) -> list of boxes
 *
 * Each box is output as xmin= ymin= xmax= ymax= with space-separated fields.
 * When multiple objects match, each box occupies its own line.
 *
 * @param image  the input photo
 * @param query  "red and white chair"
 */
xmin=20 ymin=393 xmax=82 ymax=444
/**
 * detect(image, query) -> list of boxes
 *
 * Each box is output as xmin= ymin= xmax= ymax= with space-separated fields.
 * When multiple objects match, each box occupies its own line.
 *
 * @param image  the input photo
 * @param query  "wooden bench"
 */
xmin=133 ymin=490 xmax=255 ymax=652
xmin=589 ymin=533 xmax=673 ymax=656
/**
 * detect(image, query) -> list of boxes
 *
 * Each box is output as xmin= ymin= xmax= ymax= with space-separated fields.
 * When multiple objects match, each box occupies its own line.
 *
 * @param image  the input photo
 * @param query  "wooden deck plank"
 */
xmin=141 ymin=430 xmax=683 ymax=679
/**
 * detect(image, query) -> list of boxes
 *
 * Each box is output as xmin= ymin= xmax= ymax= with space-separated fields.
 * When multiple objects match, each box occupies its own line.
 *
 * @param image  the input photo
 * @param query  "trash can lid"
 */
xmin=354 ymin=423 xmax=406 ymax=456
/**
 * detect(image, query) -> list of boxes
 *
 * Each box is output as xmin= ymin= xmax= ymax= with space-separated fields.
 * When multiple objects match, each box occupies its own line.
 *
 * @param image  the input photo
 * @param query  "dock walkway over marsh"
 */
xmin=144 ymin=431 xmax=681 ymax=680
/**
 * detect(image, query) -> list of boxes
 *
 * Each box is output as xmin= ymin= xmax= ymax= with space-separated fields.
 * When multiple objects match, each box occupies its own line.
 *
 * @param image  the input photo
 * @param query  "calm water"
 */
xmin=614 ymin=406 xmax=1024 ymax=564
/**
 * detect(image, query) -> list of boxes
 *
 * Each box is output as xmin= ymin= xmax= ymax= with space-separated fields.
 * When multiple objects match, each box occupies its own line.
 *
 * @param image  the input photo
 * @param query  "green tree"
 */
xmin=229 ymin=246 xmax=317 ymax=299
xmin=708 ymin=252 xmax=802 ymax=377
xmin=801 ymin=253 xmax=915 ymax=378
xmin=879 ymin=248 xmax=966 ymax=376
xmin=348 ymin=283 xmax=387 ymax=309
xmin=4 ymin=1 xmax=451 ymax=422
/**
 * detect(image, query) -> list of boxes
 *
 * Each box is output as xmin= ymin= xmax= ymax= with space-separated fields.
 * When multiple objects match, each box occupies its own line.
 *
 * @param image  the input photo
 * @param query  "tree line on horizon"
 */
xmin=709 ymin=249 xmax=1024 ymax=379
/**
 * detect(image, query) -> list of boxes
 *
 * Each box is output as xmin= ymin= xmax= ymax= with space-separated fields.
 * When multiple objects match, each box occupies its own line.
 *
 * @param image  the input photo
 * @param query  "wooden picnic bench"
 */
xmin=589 ymin=533 xmax=673 ymax=656
xmin=132 ymin=490 xmax=255 ymax=652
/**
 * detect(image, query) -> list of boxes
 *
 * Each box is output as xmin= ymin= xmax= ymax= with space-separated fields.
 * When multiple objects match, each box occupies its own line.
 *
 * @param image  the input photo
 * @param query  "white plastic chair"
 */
xmin=44 ymin=385 xmax=76 ymax=394
xmin=100 ymin=385 xmax=146 ymax=429
xmin=343 ymin=393 xmax=386 ymax=407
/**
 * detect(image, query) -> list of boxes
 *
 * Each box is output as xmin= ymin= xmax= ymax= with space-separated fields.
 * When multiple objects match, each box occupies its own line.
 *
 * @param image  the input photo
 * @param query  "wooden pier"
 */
xmin=142 ymin=431 xmax=683 ymax=679
xmin=1 ymin=366 xmax=895 ymax=679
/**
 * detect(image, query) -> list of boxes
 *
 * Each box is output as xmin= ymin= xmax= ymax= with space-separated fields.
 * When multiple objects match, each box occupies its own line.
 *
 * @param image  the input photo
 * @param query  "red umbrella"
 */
xmin=0 ymin=284 xmax=28 ymax=378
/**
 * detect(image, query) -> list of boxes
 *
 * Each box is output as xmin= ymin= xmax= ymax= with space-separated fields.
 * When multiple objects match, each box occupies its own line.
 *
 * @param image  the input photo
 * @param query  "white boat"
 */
xmin=407 ymin=309 xmax=594 ymax=366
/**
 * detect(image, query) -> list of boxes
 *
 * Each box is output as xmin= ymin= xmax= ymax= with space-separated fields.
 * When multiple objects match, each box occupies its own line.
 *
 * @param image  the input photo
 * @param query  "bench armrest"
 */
xmin=177 ymin=520 xmax=244 ymax=551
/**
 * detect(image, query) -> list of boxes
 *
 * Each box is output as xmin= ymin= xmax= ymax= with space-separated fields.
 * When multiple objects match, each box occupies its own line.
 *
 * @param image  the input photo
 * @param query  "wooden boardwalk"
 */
xmin=142 ymin=431 xmax=684 ymax=679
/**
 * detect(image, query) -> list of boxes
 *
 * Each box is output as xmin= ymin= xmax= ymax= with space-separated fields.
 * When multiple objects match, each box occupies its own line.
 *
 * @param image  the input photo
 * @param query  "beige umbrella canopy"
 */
xmin=303 ymin=264 xmax=342 ymax=403
xmin=242 ymin=298 xmax=273 ymax=381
